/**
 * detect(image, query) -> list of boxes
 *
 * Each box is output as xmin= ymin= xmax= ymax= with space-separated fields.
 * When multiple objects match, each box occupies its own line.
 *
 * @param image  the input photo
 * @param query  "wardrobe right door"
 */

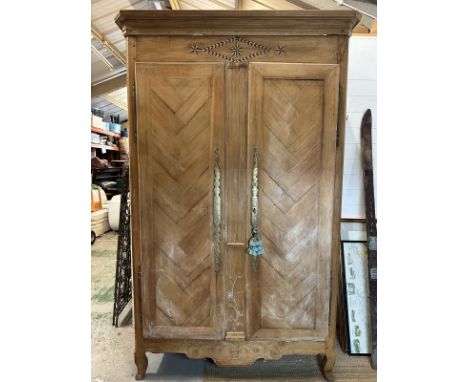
xmin=245 ymin=63 xmax=340 ymax=341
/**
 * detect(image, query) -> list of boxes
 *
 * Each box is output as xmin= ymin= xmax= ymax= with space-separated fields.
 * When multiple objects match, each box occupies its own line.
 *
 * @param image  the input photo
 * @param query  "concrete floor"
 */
xmin=91 ymin=232 xmax=204 ymax=382
xmin=91 ymin=231 xmax=376 ymax=382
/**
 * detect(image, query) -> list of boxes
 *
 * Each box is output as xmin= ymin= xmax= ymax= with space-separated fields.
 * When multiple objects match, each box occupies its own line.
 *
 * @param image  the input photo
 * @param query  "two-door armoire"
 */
xmin=116 ymin=10 xmax=360 ymax=381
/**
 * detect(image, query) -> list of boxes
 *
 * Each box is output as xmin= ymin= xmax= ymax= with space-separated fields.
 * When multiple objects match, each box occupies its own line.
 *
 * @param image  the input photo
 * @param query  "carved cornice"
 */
xmin=116 ymin=10 xmax=361 ymax=37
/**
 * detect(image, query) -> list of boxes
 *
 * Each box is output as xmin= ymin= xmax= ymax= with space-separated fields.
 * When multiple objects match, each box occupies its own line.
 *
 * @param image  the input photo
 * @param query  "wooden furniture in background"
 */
xmin=116 ymin=10 xmax=360 ymax=381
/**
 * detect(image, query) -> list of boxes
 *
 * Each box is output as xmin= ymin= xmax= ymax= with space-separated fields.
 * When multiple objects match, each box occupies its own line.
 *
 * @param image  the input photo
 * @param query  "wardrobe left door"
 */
xmin=135 ymin=62 xmax=225 ymax=340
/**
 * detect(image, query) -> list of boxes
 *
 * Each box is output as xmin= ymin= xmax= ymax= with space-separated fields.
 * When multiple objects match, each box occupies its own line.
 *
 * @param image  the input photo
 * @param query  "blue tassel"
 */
xmin=248 ymin=236 xmax=264 ymax=257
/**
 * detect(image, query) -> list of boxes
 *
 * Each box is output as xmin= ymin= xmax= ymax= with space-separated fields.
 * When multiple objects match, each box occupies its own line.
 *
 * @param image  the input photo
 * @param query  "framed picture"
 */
xmin=341 ymin=241 xmax=371 ymax=355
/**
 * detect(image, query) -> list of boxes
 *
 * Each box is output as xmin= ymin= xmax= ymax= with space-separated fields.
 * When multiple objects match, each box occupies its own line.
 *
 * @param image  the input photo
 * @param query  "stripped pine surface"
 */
xmin=260 ymin=78 xmax=324 ymax=330
xmin=246 ymin=63 xmax=340 ymax=343
xmin=116 ymin=11 xmax=360 ymax=377
xmin=136 ymin=63 xmax=224 ymax=340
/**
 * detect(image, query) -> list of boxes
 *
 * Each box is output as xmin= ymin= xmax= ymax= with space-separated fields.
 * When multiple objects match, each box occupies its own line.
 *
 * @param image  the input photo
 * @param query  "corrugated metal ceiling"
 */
xmin=91 ymin=0 xmax=152 ymax=84
xmin=91 ymin=0 xmax=376 ymax=123
xmin=92 ymin=87 xmax=128 ymax=122
xmin=91 ymin=0 xmax=157 ymax=122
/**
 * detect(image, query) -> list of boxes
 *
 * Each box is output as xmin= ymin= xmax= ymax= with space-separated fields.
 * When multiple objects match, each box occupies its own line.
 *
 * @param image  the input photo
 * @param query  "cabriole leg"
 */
xmin=320 ymin=351 xmax=336 ymax=382
xmin=134 ymin=350 xmax=148 ymax=380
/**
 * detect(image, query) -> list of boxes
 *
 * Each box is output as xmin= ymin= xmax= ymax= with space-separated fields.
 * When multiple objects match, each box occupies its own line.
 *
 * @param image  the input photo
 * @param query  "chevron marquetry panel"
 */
xmin=152 ymin=75 xmax=212 ymax=328
xmin=136 ymin=64 xmax=224 ymax=339
xmin=259 ymin=78 xmax=324 ymax=330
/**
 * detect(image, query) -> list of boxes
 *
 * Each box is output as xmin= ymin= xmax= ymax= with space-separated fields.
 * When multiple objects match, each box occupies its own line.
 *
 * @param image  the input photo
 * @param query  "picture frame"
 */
xmin=341 ymin=240 xmax=372 ymax=355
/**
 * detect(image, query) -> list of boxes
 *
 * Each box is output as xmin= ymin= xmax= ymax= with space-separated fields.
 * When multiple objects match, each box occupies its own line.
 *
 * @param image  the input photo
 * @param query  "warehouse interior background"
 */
xmin=3 ymin=1 xmax=468 ymax=382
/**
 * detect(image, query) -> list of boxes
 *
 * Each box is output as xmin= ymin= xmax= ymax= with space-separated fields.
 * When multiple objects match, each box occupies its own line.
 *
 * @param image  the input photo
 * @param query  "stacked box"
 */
xmin=91 ymin=133 xmax=100 ymax=144
xmin=109 ymin=123 xmax=121 ymax=134
xmin=91 ymin=208 xmax=111 ymax=237
xmin=91 ymin=114 xmax=106 ymax=130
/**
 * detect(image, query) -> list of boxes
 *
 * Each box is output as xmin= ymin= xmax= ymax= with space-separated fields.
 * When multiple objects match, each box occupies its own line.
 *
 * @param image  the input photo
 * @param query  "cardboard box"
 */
xmin=92 ymin=114 xmax=105 ymax=129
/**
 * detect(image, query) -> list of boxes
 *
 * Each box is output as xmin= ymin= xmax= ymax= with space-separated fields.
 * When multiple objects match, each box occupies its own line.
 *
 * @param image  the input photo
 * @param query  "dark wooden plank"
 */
xmin=361 ymin=109 xmax=377 ymax=369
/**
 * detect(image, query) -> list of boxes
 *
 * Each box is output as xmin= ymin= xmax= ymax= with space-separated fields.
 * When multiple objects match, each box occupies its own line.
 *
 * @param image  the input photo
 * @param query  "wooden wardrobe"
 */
xmin=116 ymin=10 xmax=360 ymax=381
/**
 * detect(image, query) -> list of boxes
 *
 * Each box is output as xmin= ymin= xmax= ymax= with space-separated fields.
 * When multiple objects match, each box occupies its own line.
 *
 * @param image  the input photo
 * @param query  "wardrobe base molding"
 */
xmin=139 ymin=338 xmax=333 ymax=378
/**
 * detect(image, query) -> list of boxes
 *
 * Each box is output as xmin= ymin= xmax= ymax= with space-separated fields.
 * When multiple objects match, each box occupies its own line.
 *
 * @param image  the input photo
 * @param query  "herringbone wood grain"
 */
xmin=260 ymin=79 xmax=324 ymax=330
xmin=246 ymin=63 xmax=340 ymax=342
xmin=136 ymin=63 xmax=225 ymax=339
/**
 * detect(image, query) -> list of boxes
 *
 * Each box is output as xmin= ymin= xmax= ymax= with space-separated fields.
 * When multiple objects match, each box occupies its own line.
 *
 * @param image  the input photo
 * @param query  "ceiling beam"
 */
xmin=285 ymin=0 xmax=317 ymax=9
xmin=352 ymin=23 xmax=369 ymax=35
xmin=92 ymin=72 xmax=127 ymax=98
xmin=245 ymin=0 xmax=314 ymax=10
xmin=370 ymin=20 xmax=377 ymax=35
xmin=250 ymin=0 xmax=274 ymax=9
xmin=169 ymin=0 xmax=181 ymax=10
xmin=256 ymin=0 xmax=303 ymax=9
xmin=352 ymin=20 xmax=377 ymax=37
xmin=209 ymin=0 xmax=232 ymax=8
xmin=91 ymin=24 xmax=126 ymax=66
xmin=91 ymin=44 xmax=114 ymax=69
xmin=336 ymin=1 xmax=376 ymax=20
xmin=101 ymin=94 xmax=128 ymax=111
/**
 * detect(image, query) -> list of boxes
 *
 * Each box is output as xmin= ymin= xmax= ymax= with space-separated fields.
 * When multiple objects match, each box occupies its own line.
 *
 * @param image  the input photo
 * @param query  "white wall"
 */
xmin=341 ymin=222 xmax=367 ymax=241
xmin=342 ymin=36 xmax=377 ymax=219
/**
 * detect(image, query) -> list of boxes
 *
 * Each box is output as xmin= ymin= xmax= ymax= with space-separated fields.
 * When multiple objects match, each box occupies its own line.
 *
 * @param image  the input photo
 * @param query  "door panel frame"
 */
xmin=245 ymin=62 xmax=340 ymax=341
xmin=135 ymin=62 xmax=226 ymax=340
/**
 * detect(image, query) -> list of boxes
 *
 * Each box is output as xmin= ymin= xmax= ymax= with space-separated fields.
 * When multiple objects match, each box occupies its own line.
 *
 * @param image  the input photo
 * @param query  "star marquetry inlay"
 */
xmin=276 ymin=45 xmax=286 ymax=56
xmin=188 ymin=36 xmax=286 ymax=63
